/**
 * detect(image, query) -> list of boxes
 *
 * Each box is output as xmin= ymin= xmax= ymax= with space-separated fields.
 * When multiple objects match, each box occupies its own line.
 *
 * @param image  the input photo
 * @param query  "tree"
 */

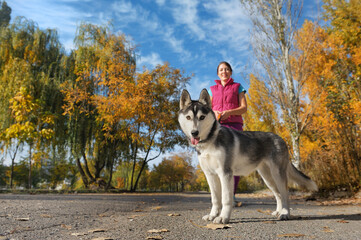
xmin=244 ymin=74 xmax=282 ymax=133
xmin=295 ymin=0 xmax=361 ymax=191
xmin=3 ymin=87 xmax=54 ymax=189
xmin=0 ymin=16 xmax=66 ymax=189
xmin=126 ymin=65 xmax=190 ymax=191
xmin=149 ymin=153 xmax=194 ymax=192
xmin=0 ymin=0 xmax=11 ymax=28
xmin=61 ymin=22 xmax=136 ymax=189
xmin=62 ymin=23 xmax=189 ymax=190
xmin=240 ymin=0 xmax=312 ymax=168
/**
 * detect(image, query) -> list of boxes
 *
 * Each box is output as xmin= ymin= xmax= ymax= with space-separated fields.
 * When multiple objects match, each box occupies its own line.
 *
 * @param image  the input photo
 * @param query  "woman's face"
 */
xmin=217 ymin=63 xmax=232 ymax=81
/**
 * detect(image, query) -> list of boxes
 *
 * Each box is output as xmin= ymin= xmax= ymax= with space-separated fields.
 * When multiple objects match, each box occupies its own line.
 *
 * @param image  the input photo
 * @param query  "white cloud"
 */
xmin=9 ymin=0 xmax=97 ymax=51
xmin=111 ymin=1 xmax=189 ymax=59
xmin=202 ymin=0 xmax=251 ymax=51
xmin=138 ymin=52 xmax=163 ymax=69
xmin=112 ymin=0 xmax=139 ymax=22
xmin=171 ymin=0 xmax=205 ymax=40
xmin=188 ymin=76 xmax=212 ymax=99
xmin=155 ymin=0 xmax=166 ymax=6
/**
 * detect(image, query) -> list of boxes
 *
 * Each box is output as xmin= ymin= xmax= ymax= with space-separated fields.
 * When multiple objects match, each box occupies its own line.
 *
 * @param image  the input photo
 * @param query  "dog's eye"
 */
xmin=186 ymin=116 xmax=191 ymax=120
xmin=199 ymin=115 xmax=205 ymax=120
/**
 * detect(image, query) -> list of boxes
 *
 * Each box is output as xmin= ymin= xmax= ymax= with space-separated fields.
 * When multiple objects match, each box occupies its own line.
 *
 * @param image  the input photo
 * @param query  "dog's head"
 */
xmin=178 ymin=89 xmax=216 ymax=146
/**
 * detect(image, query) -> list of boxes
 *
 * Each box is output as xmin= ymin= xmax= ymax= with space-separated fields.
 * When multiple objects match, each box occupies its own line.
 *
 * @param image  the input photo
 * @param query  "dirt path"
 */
xmin=0 ymin=192 xmax=360 ymax=239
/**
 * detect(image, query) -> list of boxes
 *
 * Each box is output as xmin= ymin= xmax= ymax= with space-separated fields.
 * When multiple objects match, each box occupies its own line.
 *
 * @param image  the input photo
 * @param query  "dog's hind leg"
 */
xmin=257 ymin=162 xmax=290 ymax=220
xmin=270 ymin=166 xmax=290 ymax=220
xmin=202 ymin=173 xmax=222 ymax=222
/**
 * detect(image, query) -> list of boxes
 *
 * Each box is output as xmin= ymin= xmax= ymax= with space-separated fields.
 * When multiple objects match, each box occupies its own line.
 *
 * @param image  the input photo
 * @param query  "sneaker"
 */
xmin=233 ymin=195 xmax=242 ymax=207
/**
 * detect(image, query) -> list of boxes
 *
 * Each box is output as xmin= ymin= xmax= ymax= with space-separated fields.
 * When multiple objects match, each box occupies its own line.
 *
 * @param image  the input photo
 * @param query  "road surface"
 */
xmin=0 ymin=192 xmax=360 ymax=239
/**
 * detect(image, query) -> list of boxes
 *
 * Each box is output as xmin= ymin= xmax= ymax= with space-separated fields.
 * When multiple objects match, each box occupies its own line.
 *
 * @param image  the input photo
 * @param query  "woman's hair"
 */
xmin=217 ymin=61 xmax=233 ymax=74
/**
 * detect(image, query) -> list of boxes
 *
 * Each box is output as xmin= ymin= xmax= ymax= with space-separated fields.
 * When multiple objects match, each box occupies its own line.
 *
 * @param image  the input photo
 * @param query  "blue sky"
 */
xmin=7 ymin=0 xmax=322 ymax=166
xmin=8 ymin=0 xmax=322 ymax=98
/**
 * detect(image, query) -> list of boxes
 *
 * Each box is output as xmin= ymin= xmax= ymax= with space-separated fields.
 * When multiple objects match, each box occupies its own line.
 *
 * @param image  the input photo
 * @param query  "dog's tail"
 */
xmin=287 ymin=163 xmax=318 ymax=192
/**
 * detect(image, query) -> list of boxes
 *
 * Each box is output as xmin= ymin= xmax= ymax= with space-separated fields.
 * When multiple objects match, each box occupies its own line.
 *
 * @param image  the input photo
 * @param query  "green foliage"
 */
xmin=0 ymin=1 xmax=11 ymax=28
xmin=0 ymin=159 xmax=7 ymax=186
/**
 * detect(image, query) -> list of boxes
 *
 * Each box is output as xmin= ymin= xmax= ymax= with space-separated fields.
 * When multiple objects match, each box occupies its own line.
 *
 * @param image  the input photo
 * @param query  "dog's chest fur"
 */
xmin=198 ymin=143 xmax=225 ymax=174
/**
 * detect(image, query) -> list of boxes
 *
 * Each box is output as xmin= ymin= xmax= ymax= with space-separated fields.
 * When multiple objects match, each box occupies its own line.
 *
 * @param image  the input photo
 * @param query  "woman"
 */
xmin=209 ymin=61 xmax=247 ymax=205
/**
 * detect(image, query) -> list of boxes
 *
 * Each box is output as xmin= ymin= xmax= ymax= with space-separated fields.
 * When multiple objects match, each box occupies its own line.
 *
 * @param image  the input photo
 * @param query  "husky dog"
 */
xmin=178 ymin=89 xmax=318 ymax=224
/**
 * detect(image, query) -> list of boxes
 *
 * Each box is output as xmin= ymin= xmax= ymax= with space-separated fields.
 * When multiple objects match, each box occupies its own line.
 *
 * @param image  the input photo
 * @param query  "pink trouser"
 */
xmin=220 ymin=122 xmax=243 ymax=195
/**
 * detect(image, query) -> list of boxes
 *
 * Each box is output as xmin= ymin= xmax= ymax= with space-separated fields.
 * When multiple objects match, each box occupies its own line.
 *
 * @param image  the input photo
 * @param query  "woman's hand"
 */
xmin=220 ymin=110 xmax=231 ymax=121
xmin=214 ymin=111 xmax=222 ymax=120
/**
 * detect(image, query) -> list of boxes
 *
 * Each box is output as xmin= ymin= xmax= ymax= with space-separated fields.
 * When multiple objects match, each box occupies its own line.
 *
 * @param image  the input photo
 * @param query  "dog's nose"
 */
xmin=191 ymin=130 xmax=199 ymax=137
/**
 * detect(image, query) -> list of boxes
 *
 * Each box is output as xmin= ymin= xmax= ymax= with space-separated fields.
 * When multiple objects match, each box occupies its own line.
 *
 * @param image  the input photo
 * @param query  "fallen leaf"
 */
xmin=10 ymin=227 xmax=32 ymax=234
xmin=189 ymin=220 xmax=206 ymax=229
xmin=206 ymin=223 xmax=231 ymax=230
xmin=41 ymin=214 xmax=52 ymax=218
xmin=146 ymin=236 xmax=163 ymax=240
xmin=71 ymin=232 xmax=88 ymax=236
xmin=16 ymin=217 xmax=29 ymax=221
xmin=147 ymin=229 xmax=169 ymax=233
xmin=151 ymin=206 xmax=163 ymax=211
xmin=235 ymin=202 xmax=242 ymax=207
xmin=257 ymin=209 xmax=272 ymax=215
xmin=323 ymin=226 xmax=334 ymax=233
xmin=134 ymin=209 xmax=143 ymax=212
xmin=61 ymin=224 xmax=72 ymax=230
xmin=167 ymin=213 xmax=181 ymax=217
xmin=277 ymin=233 xmax=306 ymax=238
xmin=337 ymin=220 xmax=349 ymax=223
xmin=89 ymin=229 xmax=107 ymax=233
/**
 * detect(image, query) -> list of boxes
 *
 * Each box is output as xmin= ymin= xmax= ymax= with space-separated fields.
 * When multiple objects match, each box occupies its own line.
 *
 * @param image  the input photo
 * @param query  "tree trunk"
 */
xmin=130 ymin=124 xmax=140 ymax=191
xmin=291 ymin=135 xmax=300 ymax=169
xmin=82 ymin=151 xmax=95 ymax=183
xmin=131 ymin=159 xmax=147 ymax=192
xmin=76 ymin=157 xmax=89 ymax=188
xmin=9 ymin=144 xmax=19 ymax=189
xmin=28 ymin=145 xmax=32 ymax=189
xmin=240 ymin=0 xmax=307 ymax=169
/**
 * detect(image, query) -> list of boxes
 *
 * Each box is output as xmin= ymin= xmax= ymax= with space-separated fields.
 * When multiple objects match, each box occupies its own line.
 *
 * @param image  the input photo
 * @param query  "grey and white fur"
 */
xmin=178 ymin=89 xmax=318 ymax=224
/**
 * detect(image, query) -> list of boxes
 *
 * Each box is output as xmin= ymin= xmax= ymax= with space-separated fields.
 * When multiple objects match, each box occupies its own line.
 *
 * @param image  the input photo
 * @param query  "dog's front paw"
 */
xmin=277 ymin=209 xmax=290 ymax=220
xmin=202 ymin=214 xmax=217 ymax=221
xmin=213 ymin=216 xmax=230 ymax=224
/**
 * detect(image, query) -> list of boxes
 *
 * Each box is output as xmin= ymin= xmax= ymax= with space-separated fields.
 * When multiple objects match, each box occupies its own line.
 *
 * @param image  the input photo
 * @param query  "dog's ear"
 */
xmin=180 ymin=89 xmax=192 ymax=110
xmin=199 ymin=89 xmax=212 ymax=109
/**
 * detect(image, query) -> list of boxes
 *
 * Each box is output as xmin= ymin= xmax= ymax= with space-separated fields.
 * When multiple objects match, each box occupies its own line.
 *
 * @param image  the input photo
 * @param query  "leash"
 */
xmin=217 ymin=113 xmax=221 ymax=123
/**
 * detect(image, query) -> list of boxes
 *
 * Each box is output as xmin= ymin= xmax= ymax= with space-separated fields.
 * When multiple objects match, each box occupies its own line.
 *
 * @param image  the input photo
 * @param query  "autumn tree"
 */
xmin=0 ymin=16 xmax=66 ymax=188
xmin=62 ymin=23 xmax=189 ymax=190
xmin=244 ymin=74 xmax=282 ymax=133
xmin=61 ymin=23 xmax=134 ymax=189
xmin=149 ymin=153 xmax=194 ymax=192
xmin=3 ymin=87 xmax=54 ymax=189
xmin=240 ymin=0 xmax=313 ymax=168
xmin=295 ymin=0 xmax=361 ymax=192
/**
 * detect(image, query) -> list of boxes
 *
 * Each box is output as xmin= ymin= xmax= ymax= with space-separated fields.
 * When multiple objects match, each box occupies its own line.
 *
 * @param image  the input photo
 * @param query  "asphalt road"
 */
xmin=0 ymin=192 xmax=360 ymax=240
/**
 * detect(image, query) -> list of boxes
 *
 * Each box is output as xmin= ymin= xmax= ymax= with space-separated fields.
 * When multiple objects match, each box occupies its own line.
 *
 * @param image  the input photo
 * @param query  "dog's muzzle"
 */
xmin=191 ymin=130 xmax=200 ymax=145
